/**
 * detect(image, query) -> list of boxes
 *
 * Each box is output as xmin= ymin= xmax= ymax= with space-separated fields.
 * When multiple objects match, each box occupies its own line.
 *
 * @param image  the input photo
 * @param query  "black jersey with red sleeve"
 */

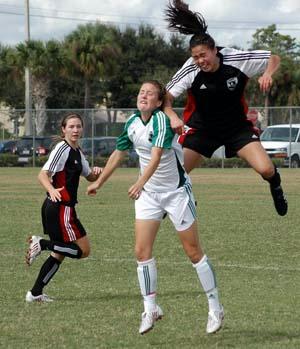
xmin=166 ymin=47 xmax=271 ymax=134
xmin=42 ymin=141 xmax=91 ymax=206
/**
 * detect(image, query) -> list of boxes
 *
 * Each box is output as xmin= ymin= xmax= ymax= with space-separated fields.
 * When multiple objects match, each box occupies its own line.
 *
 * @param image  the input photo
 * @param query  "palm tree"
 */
xmin=64 ymin=22 xmax=119 ymax=110
xmin=16 ymin=40 xmax=64 ymax=135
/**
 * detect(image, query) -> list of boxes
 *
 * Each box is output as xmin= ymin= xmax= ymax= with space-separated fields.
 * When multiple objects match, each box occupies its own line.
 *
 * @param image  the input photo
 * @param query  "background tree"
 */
xmin=64 ymin=22 xmax=120 ymax=110
xmin=247 ymin=25 xmax=300 ymax=107
xmin=106 ymin=26 xmax=189 ymax=109
xmin=0 ymin=44 xmax=24 ymax=108
xmin=16 ymin=40 xmax=64 ymax=135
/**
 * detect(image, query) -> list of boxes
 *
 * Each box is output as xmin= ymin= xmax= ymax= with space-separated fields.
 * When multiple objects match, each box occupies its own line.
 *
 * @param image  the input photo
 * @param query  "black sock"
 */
xmin=263 ymin=166 xmax=281 ymax=188
xmin=40 ymin=240 xmax=83 ymax=259
xmin=31 ymin=255 xmax=61 ymax=296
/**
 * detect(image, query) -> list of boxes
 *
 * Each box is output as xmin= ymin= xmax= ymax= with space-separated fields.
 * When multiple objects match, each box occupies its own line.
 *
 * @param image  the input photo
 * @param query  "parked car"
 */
xmin=79 ymin=137 xmax=117 ymax=157
xmin=15 ymin=136 xmax=54 ymax=164
xmin=260 ymin=124 xmax=300 ymax=168
xmin=0 ymin=140 xmax=18 ymax=154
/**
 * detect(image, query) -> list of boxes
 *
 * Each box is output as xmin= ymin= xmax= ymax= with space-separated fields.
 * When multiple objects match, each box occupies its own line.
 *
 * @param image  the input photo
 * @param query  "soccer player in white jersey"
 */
xmin=87 ymin=80 xmax=224 ymax=335
xmin=164 ymin=0 xmax=287 ymax=217
xmin=25 ymin=113 xmax=102 ymax=303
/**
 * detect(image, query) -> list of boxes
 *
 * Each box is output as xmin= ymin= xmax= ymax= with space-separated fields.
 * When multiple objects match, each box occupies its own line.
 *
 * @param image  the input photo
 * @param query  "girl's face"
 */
xmin=137 ymin=83 xmax=162 ymax=115
xmin=191 ymin=45 xmax=219 ymax=72
xmin=62 ymin=117 xmax=83 ymax=145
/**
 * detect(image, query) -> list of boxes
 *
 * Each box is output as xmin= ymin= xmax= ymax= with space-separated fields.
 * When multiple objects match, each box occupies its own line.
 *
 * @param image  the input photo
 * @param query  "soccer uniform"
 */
xmin=166 ymin=47 xmax=271 ymax=157
xmin=117 ymin=109 xmax=196 ymax=231
xmin=41 ymin=140 xmax=91 ymax=242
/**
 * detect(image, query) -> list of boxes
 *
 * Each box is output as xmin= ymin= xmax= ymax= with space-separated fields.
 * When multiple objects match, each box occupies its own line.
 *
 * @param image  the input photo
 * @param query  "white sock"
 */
xmin=193 ymin=255 xmax=221 ymax=312
xmin=137 ymin=258 xmax=157 ymax=312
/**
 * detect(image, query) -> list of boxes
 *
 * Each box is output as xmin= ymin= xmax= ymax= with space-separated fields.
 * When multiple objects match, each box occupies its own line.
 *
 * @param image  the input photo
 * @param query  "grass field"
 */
xmin=0 ymin=167 xmax=299 ymax=349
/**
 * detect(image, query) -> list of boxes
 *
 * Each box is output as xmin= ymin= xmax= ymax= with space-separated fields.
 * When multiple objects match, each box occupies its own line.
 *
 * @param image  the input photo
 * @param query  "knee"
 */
xmin=80 ymin=246 xmax=91 ymax=259
xmin=185 ymin=244 xmax=203 ymax=264
xmin=260 ymin=164 xmax=275 ymax=179
xmin=135 ymin=245 xmax=151 ymax=262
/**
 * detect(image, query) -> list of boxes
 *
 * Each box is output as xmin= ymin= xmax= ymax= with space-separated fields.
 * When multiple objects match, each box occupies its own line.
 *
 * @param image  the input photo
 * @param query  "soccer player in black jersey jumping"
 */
xmin=164 ymin=0 xmax=287 ymax=216
xmin=25 ymin=112 xmax=102 ymax=302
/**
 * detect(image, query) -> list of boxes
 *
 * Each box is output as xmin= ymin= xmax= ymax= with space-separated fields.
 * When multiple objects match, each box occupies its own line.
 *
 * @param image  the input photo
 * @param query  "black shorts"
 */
xmin=181 ymin=124 xmax=260 ymax=158
xmin=41 ymin=198 xmax=87 ymax=243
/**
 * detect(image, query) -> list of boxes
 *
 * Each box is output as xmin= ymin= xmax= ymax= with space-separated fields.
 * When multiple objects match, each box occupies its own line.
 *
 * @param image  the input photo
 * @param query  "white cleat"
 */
xmin=25 ymin=291 xmax=53 ymax=303
xmin=26 ymin=235 xmax=42 ymax=266
xmin=206 ymin=305 xmax=224 ymax=334
xmin=139 ymin=305 xmax=163 ymax=335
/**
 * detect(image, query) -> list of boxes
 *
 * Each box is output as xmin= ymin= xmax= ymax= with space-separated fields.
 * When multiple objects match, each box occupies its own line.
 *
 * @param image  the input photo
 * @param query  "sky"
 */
xmin=0 ymin=0 xmax=300 ymax=49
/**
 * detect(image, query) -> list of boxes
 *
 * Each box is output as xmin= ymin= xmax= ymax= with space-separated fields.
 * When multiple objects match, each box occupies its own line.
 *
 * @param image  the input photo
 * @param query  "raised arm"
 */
xmin=258 ymin=54 xmax=280 ymax=93
xmin=86 ymin=149 xmax=126 ymax=196
xmin=164 ymin=91 xmax=184 ymax=135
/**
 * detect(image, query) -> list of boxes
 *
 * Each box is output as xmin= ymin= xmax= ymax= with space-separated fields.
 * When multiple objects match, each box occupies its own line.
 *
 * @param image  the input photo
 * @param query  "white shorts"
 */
xmin=135 ymin=183 xmax=197 ymax=231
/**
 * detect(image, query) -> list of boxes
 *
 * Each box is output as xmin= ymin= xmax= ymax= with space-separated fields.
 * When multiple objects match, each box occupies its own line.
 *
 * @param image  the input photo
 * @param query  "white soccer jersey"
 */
xmin=117 ymin=109 xmax=189 ymax=192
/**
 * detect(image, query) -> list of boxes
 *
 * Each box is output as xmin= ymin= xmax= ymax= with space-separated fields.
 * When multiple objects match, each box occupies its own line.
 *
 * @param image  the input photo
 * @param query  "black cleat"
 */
xmin=270 ymin=185 xmax=288 ymax=216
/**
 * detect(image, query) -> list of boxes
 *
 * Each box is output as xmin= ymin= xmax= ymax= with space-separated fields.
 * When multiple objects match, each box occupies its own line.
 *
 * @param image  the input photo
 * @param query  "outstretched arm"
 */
xmin=128 ymin=147 xmax=163 ymax=200
xmin=86 ymin=167 xmax=102 ymax=182
xmin=258 ymin=54 xmax=280 ymax=93
xmin=86 ymin=150 xmax=126 ymax=195
xmin=164 ymin=91 xmax=184 ymax=135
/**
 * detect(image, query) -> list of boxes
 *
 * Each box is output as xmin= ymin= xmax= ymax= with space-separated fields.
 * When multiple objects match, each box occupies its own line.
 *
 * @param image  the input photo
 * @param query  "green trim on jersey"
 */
xmin=116 ymin=113 xmax=138 ymax=151
xmin=152 ymin=110 xmax=174 ymax=149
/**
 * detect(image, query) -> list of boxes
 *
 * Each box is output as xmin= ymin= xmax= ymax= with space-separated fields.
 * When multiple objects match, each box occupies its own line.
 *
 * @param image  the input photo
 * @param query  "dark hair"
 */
xmin=165 ymin=0 xmax=215 ymax=50
xmin=142 ymin=80 xmax=166 ymax=102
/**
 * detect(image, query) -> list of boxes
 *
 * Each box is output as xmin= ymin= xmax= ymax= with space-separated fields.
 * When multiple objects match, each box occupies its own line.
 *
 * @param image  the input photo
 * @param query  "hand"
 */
xmin=87 ymin=182 xmax=99 ymax=196
xmin=128 ymin=182 xmax=143 ymax=200
xmin=258 ymin=73 xmax=273 ymax=93
xmin=92 ymin=166 xmax=102 ymax=179
xmin=170 ymin=117 xmax=184 ymax=135
xmin=48 ymin=187 xmax=64 ymax=202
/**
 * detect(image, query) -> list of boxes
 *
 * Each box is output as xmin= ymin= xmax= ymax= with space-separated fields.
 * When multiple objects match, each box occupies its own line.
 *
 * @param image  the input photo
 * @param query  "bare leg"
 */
xmin=183 ymin=148 xmax=203 ymax=174
xmin=237 ymin=141 xmax=274 ymax=178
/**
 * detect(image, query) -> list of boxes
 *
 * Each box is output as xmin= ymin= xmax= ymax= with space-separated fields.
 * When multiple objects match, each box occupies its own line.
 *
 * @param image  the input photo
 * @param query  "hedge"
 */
xmin=0 ymin=154 xmax=285 ymax=168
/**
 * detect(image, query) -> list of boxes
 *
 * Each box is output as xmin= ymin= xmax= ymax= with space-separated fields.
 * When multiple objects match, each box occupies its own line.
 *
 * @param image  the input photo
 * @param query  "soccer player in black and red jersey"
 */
xmin=164 ymin=0 xmax=287 ymax=216
xmin=25 ymin=112 xmax=102 ymax=302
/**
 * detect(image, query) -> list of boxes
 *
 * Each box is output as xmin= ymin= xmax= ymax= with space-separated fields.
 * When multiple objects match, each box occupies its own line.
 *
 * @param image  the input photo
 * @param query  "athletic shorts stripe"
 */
xmin=59 ymin=205 xmax=83 ymax=242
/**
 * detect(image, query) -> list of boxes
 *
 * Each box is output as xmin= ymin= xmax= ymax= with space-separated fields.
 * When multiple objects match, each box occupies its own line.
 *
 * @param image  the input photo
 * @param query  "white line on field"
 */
xmin=85 ymin=257 xmax=300 ymax=272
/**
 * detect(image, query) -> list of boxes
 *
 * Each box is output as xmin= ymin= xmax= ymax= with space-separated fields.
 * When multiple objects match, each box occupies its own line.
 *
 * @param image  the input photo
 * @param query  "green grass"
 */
xmin=0 ymin=168 xmax=299 ymax=349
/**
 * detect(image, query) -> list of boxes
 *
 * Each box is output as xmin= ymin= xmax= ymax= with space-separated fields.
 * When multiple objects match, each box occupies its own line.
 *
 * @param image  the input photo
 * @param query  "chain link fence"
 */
xmin=1 ymin=106 xmax=300 ymax=167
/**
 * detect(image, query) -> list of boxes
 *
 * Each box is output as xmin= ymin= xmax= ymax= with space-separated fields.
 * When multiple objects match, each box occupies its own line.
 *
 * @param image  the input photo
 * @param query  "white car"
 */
xmin=260 ymin=124 xmax=300 ymax=168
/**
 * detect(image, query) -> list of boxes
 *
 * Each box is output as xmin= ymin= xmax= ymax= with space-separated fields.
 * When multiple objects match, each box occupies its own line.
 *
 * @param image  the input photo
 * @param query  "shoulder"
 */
xmin=152 ymin=110 xmax=172 ymax=128
xmin=220 ymin=47 xmax=271 ymax=62
xmin=50 ymin=140 xmax=70 ymax=156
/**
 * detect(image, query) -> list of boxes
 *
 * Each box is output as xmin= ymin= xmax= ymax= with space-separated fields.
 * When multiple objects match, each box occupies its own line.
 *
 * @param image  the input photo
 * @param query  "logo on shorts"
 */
xmin=226 ymin=77 xmax=238 ymax=91
xmin=74 ymin=160 xmax=78 ymax=164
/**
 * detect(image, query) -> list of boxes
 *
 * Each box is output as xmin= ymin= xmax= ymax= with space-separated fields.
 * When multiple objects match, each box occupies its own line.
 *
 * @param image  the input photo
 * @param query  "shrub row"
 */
xmin=0 ymin=154 xmax=285 ymax=168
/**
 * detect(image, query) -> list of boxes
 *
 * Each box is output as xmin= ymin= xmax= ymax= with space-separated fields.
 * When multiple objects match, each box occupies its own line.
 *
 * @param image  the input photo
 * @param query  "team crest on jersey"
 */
xmin=226 ymin=77 xmax=238 ymax=91
xmin=148 ymin=131 xmax=153 ymax=143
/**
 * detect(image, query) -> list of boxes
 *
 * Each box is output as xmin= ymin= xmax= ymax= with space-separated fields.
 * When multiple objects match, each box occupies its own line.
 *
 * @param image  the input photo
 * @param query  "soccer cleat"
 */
xmin=26 ymin=235 xmax=42 ymax=266
xmin=206 ymin=305 xmax=224 ymax=334
xmin=270 ymin=185 xmax=288 ymax=216
xmin=139 ymin=305 xmax=163 ymax=335
xmin=25 ymin=291 xmax=53 ymax=303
